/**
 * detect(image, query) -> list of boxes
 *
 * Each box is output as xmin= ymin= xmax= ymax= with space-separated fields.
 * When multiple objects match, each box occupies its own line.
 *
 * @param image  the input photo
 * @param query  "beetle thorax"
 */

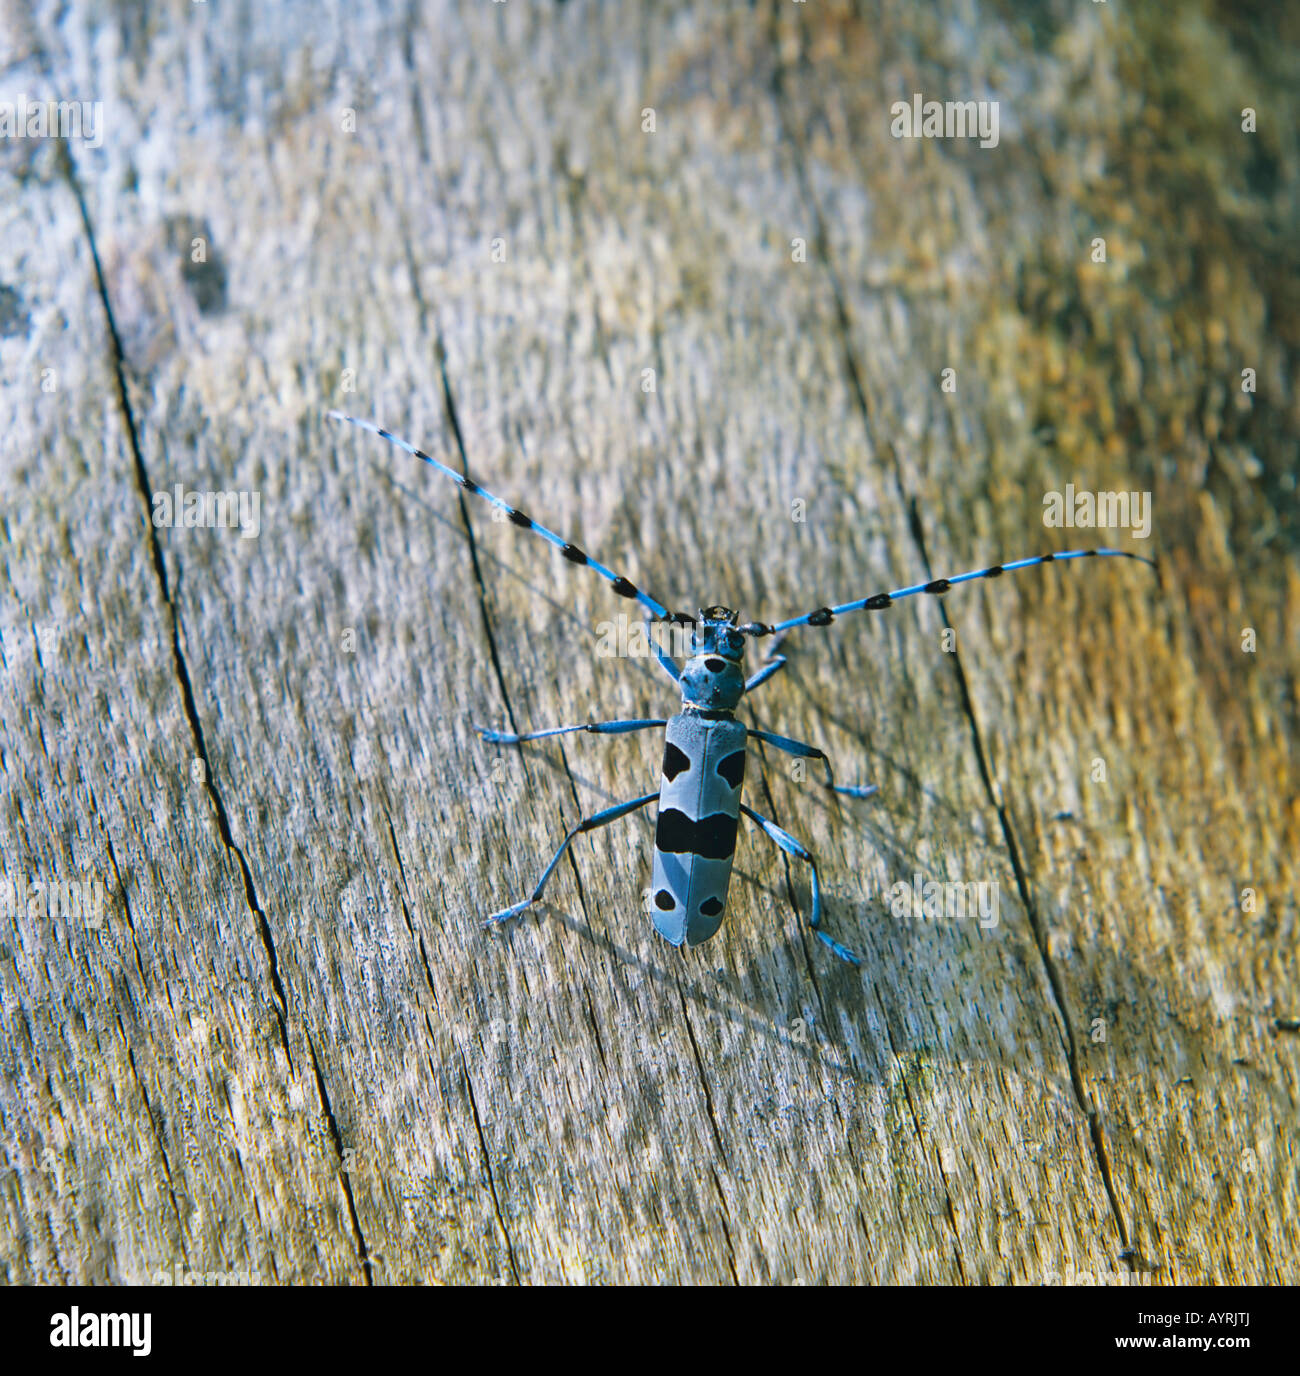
xmin=679 ymin=607 xmax=746 ymax=712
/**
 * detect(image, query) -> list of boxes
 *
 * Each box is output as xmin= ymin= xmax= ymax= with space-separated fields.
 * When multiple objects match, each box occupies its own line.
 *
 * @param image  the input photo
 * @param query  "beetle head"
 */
xmin=680 ymin=607 xmax=746 ymax=710
xmin=690 ymin=607 xmax=745 ymax=661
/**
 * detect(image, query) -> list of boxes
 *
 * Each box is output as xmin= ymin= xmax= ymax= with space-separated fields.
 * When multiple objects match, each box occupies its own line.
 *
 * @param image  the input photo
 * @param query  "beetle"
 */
xmin=330 ymin=410 xmax=1154 ymax=964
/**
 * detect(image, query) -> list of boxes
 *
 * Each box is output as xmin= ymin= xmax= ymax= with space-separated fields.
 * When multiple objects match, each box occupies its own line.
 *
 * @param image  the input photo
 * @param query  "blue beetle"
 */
xmin=331 ymin=411 xmax=1154 ymax=964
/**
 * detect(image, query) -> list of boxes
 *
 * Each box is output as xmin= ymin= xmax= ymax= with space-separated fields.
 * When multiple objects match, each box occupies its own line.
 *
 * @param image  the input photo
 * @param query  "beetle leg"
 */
xmin=740 ymin=804 xmax=860 ymax=965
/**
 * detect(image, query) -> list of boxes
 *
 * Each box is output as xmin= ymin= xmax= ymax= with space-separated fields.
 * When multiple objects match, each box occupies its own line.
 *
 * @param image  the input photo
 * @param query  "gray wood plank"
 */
xmin=1 ymin=0 xmax=1294 ymax=1284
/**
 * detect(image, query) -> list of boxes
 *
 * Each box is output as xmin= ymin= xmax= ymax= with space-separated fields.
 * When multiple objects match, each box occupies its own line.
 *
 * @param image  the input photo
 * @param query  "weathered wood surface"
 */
xmin=1 ymin=0 xmax=1296 ymax=1285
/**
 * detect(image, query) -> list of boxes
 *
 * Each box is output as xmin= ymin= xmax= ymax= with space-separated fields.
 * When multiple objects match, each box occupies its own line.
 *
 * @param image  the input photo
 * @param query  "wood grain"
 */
xmin=1 ymin=0 xmax=1295 ymax=1284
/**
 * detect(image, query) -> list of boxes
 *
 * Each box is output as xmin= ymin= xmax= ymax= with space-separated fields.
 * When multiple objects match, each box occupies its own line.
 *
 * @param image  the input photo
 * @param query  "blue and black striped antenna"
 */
xmin=736 ymin=548 xmax=1157 ymax=637
xmin=331 ymin=411 xmax=1153 ymax=636
xmin=328 ymin=411 xmax=696 ymax=625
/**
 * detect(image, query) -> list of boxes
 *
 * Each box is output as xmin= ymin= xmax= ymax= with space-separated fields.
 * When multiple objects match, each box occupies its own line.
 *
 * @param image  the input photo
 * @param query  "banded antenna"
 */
xmin=737 ymin=548 xmax=1157 ymax=637
xmin=328 ymin=412 xmax=696 ymax=624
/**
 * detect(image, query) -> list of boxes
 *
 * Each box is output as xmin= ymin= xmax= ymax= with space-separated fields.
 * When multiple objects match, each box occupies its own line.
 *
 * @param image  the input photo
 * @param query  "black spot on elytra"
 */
xmin=704 ymin=657 xmax=725 ymax=672
xmin=716 ymin=750 xmax=745 ymax=790
xmin=662 ymin=742 xmax=690 ymax=782
xmin=655 ymin=808 xmax=738 ymax=861
xmin=699 ymin=896 xmax=723 ymax=918
xmin=654 ymin=889 xmax=676 ymax=911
